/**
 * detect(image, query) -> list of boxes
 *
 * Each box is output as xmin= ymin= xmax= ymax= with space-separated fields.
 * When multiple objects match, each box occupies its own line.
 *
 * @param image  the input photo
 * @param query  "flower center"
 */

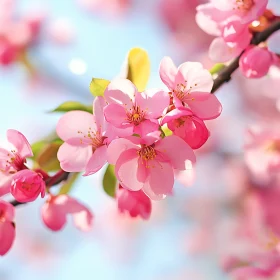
xmin=173 ymin=83 xmax=196 ymax=103
xmin=137 ymin=145 xmax=156 ymax=161
xmin=4 ymin=150 xmax=26 ymax=174
xmin=127 ymin=105 xmax=145 ymax=125
xmin=234 ymin=0 xmax=254 ymax=11
xmin=174 ymin=117 xmax=186 ymax=128
xmin=78 ymin=128 xmax=105 ymax=149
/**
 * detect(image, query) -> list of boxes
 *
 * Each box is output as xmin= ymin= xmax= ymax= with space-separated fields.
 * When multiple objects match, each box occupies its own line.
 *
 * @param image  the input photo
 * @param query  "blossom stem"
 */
xmin=10 ymin=170 xmax=70 ymax=207
xmin=211 ymin=19 xmax=280 ymax=93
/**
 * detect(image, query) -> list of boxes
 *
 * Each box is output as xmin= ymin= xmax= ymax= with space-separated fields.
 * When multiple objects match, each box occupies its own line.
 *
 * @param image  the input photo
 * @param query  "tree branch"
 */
xmin=10 ymin=170 xmax=70 ymax=207
xmin=211 ymin=19 xmax=280 ymax=93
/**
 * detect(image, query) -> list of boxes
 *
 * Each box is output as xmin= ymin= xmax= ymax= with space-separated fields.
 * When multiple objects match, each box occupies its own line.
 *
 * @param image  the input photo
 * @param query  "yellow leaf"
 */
xmin=89 ymin=78 xmax=110 ymax=96
xmin=127 ymin=48 xmax=150 ymax=92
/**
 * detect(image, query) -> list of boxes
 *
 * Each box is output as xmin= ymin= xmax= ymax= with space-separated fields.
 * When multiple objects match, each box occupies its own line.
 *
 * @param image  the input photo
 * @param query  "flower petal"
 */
xmin=159 ymin=56 xmax=178 ymax=90
xmin=84 ymin=145 xmax=107 ymax=176
xmin=7 ymin=129 xmax=33 ymax=158
xmin=0 ymin=221 xmax=15 ymax=256
xmin=103 ymin=103 xmax=129 ymax=128
xmin=57 ymin=142 xmax=92 ymax=172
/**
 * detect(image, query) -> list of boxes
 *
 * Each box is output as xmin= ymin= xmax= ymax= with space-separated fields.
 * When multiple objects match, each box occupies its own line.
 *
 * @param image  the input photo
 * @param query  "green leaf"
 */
xmin=51 ymin=101 xmax=92 ymax=113
xmin=59 ymin=173 xmax=80 ymax=195
xmin=209 ymin=63 xmax=225 ymax=75
xmin=36 ymin=142 xmax=62 ymax=172
xmin=31 ymin=141 xmax=46 ymax=159
xmin=102 ymin=164 xmax=117 ymax=198
xmin=127 ymin=47 xmax=150 ymax=92
xmin=160 ymin=125 xmax=173 ymax=137
xmin=89 ymin=78 xmax=110 ymax=97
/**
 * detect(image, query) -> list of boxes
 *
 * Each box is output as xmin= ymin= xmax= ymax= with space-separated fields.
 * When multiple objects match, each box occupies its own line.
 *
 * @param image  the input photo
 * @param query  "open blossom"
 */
xmin=57 ymin=97 xmax=108 ymax=176
xmin=11 ymin=169 xmax=45 ymax=202
xmin=104 ymin=79 xmax=169 ymax=137
xmin=159 ymin=57 xmax=221 ymax=120
xmin=244 ymin=125 xmax=280 ymax=183
xmin=239 ymin=45 xmax=277 ymax=78
xmin=117 ymin=186 xmax=152 ymax=220
xmin=42 ymin=195 xmax=93 ymax=231
xmin=0 ymin=200 xmax=15 ymax=256
xmin=161 ymin=107 xmax=209 ymax=149
xmin=0 ymin=129 xmax=33 ymax=196
xmin=107 ymin=133 xmax=196 ymax=200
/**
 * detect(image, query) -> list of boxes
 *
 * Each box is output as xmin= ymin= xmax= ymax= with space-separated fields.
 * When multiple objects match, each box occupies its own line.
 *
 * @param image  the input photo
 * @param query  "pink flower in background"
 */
xmin=240 ymin=45 xmax=275 ymax=78
xmin=244 ymin=125 xmax=280 ymax=183
xmin=117 ymin=186 xmax=152 ymax=220
xmin=42 ymin=195 xmax=93 ymax=231
xmin=104 ymin=79 xmax=169 ymax=137
xmin=57 ymin=97 xmax=108 ymax=176
xmin=107 ymin=134 xmax=195 ymax=200
xmin=0 ymin=200 xmax=15 ymax=256
xmin=161 ymin=108 xmax=209 ymax=149
xmin=159 ymin=57 xmax=221 ymax=120
xmin=11 ymin=170 xmax=45 ymax=202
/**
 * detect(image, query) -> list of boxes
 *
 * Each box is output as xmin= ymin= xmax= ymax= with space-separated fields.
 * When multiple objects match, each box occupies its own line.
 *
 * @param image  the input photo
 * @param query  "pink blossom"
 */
xmin=240 ymin=45 xmax=274 ymax=78
xmin=56 ymin=96 xmax=108 ymax=176
xmin=42 ymin=195 xmax=93 ymax=231
xmin=0 ymin=199 xmax=15 ymax=256
xmin=104 ymin=79 xmax=169 ymax=137
xmin=244 ymin=125 xmax=280 ymax=183
xmin=107 ymin=134 xmax=196 ymax=200
xmin=159 ymin=57 xmax=221 ymax=120
xmin=11 ymin=169 xmax=45 ymax=202
xmin=161 ymin=107 xmax=209 ymax=149
xmin=117 ymin=186 xmax=152 ymax=220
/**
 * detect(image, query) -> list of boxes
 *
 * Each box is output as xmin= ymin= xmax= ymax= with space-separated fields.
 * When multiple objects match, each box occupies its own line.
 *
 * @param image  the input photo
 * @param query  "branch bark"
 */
xmin=211 ymin=20 xmax=280 ymax=93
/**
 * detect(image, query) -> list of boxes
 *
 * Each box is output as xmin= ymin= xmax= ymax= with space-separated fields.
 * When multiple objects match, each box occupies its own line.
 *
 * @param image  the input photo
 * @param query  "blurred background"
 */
xmin=1 ymin=0 xmax=280 ymax=279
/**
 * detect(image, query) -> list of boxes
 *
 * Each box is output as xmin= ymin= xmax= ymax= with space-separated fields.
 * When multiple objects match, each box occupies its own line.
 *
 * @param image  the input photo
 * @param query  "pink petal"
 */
xmin=115 ymin=149 xmax=147 ymax=191
xmin=57 ymin=142 xmax=92 ymax=172
xmin=155 ymin=135 xmax=196 ymax=170
xmin=174 ymin=169 xmax=195 ymax=187
xmin=161 ymin=108 xmax=192 ymax=125
xmin=103 ymin=103 xmax=129 ymax=128
xmin=159 ymin=56 xmax=178 ymax=90
xmin=93 ymin=96 xmax=106 ymax=129
xmin=136 ymin=89 xmax=170 ymax=119
xmin=0 ymin=221 xmax=15 ymax=256
xmin=84 ymin=145 xmax=107 ymax=176
xmin=178 ymin=62 xmax=213 ymax=93
xmin=56 ymin=111 xmax=96 ymax=142
xmin=0 ymin=175 xmax=12 ymax=197
xmin=0 ymin=199 xmax=14 ymax=220
xmin=7 ymin=129 xmax=33 ymax=158
xmin=187 ymin=92 xmax=222 ymax=120
xmin=107 ymin=138 xmax=139 ymax=165
xmin=105 ymin=123 xmax=133 ymax=143
xmin=142 ymin=183 xmax=166 ymax=200
xmin=144 ymin=160 xmax=174 ymax=197
xmin=133 ymin=120 xmax=159 ymax=138
xmin=72 ymin=209 xmax=93 ymax=232
xmin=104 ymin=78 xmax=137 ymax=105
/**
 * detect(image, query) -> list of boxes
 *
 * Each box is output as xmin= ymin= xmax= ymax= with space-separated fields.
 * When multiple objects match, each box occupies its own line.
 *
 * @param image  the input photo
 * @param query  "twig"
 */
xmin=211 ymin=20 xmax=280 ymax=93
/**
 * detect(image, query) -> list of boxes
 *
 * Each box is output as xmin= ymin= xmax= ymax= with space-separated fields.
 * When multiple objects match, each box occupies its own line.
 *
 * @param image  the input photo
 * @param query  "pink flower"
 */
xmin=56 ymin=96 xmax=108 ymax=176
xmin=41 ymin=195 xmax=93 ymax=231
xmin=240 ymin=45 xmax=274 ymax=78
xmin=11 ymin=169 xmax=45 ymax=202
xmin=161 ymin=108 xmax=209 ymax=149
xmin=117 ymin=186 xmax=152 ymax=220
xmin=107 ymin=134 xmax=196 ymax=200
xmin=0 ymin=200 xmax=15 ymax=256
xmin=159 ymin=57 xmax=221 ymax=120
xmin=244 ymin=125 xmax=280 ymax=183
xmin=104 ymin=79 xmax=169 ymax=137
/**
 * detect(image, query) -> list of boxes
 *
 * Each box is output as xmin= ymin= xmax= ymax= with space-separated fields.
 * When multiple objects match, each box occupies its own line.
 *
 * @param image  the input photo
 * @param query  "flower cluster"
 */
xmin=196 ymin=0 xmax=280 ymax=78
xmin=56 ymin=57 xmax=222 ymax=200
xmin=0 ymin=130 xmax=93 ymax=255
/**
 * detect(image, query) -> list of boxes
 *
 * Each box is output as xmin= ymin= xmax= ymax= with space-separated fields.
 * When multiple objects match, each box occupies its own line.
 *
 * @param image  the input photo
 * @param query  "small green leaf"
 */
xmin=31 ymin=141 xmax=46 ymax=159
xmin=160 ymin=125 xmax=173 ymax=137
xmin=59 ymin=173 xmax=80 ymax=195
xmin=36 ymin=142 xmax=61 ymax=172
xmin=51 ymin=101 xmax=92 ymax=113
xmin=127 ymin=47 xmax=150 ymax=92
xmin=209 ymin=63 xmax=225 ymax=75
xmin=89 ymin=78 xmax=110 ymax=97
xmin=102 ymin=164 xmax=117 ymax=198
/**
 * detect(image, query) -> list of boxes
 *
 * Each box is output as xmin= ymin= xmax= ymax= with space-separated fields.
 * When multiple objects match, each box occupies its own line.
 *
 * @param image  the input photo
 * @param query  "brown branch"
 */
xmin=10 ymin=170 xmax=70 ymax=207
xmin=211 ymin=19 xmax=280 ymax=93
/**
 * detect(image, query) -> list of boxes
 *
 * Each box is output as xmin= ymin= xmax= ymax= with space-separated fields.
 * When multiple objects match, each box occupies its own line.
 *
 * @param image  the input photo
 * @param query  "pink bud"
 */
xmin=240 ymin=46 xmax=273 ymax=78
xmin=11 ymin=170 xmax=46 ymax=202
xmin=117 ymin=187 xmax=152 ymax=220
xmin=0 ymin=200 xmax=15 ymax=256
xmin=41 ymin=195 xmax=93 ymax=232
